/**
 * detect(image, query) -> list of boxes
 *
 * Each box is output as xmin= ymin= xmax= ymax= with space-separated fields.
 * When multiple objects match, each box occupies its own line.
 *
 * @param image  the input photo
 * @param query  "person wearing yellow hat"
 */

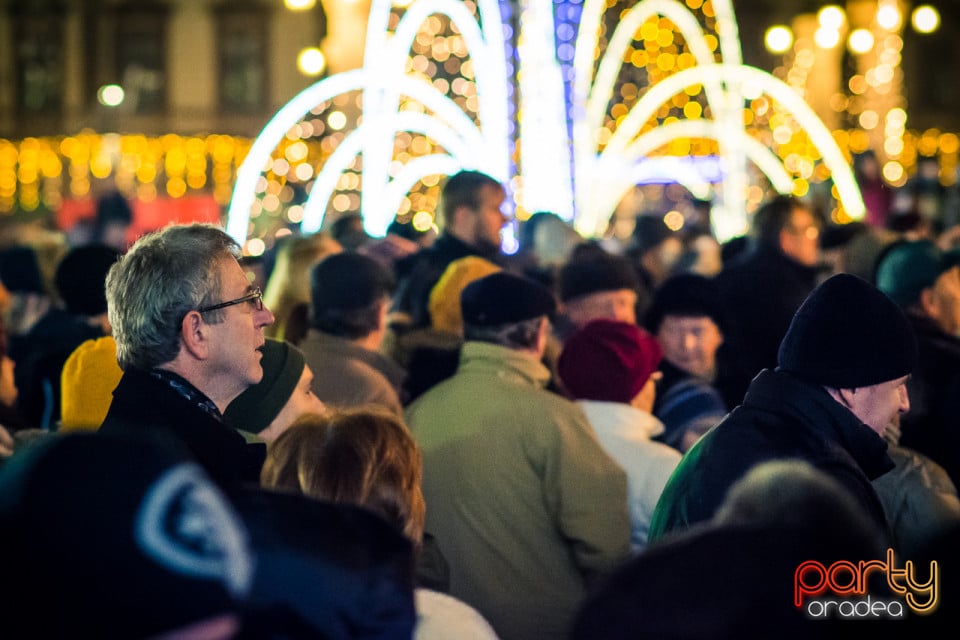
xmin=59 ymin=335 xmax=123 ymax=432
xmin=428 ymin=256 xmax=502 ymax=336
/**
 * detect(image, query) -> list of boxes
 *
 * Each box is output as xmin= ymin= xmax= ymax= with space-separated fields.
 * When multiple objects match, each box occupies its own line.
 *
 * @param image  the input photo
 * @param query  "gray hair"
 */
xmin=106 ymin=223 xmax=241 ymax=370
xmin=463 ymin=316 xmax=543 ymax=350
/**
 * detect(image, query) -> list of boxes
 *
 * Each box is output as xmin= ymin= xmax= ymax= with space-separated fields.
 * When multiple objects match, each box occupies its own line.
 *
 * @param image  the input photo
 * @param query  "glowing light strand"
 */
xmin=229 ymin=0 xmax=865 ymax=247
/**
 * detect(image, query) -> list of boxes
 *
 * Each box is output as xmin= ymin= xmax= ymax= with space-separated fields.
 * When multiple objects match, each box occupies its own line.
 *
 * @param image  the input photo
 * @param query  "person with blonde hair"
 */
xmin=261 ymin=407 xmax=499 ymax=639
xmin=262 ymin=232 xmax=342 ymax=345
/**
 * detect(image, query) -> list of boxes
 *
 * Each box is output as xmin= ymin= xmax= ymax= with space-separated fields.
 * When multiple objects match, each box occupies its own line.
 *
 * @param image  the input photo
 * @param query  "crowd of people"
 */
xmin=1 ymin=168 xmax=959 ymax=638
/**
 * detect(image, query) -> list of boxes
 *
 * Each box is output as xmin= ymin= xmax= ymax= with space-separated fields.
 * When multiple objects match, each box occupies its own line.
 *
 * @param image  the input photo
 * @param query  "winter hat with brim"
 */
xmin=558 ymin=318 xmax=663 ymax=404
xmin=461 ymin=271 xmax=557 ymax=327
xmin=224 ymin=338 xmax=306 ymax=435
xmin=777 ymin=273 xmax=917 ymax=388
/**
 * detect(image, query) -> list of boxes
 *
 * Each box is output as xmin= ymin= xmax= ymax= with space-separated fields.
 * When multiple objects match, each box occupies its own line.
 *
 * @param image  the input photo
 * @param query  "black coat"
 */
xmin=9 ymin=309 xmax=105 ymax=429
xmin=99 ymin=368 xmax=265 ymax=491
xmin=391 ymin=234 xmax=501 ymax=330
xmin=900 ymin=312 xmax=960 ymax=489
xmin=715 ymin=245 xmax=820 ymax=406
xmin=648 ymin=369 xmax=895 ymax=542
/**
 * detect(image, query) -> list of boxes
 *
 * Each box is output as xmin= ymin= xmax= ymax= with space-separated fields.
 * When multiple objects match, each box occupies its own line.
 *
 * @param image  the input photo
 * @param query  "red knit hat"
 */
xmin=558 ymin=319 xmax=663 ymax=404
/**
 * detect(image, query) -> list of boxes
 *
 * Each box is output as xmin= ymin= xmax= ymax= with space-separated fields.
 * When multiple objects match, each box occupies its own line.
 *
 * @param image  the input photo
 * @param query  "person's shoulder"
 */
xmin=643 ymin=438 xmax=684 ymax=463
xmin=414 ymin=589 xmax=500 ymax=640
xmin=395 ymin=245 xmax=433 ymax=275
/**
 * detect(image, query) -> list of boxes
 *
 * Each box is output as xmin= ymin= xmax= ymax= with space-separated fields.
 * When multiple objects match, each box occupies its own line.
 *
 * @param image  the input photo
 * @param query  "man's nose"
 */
xmin=898 ymin=386 xmax=910 ymax=415
xmin=258 ymin=304 xmax=276 ymax=327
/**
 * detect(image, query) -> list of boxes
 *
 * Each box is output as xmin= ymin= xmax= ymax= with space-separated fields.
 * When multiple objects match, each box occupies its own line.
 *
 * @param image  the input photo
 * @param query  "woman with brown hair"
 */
xmin=261 ymin=407 xmax=499 ymax=639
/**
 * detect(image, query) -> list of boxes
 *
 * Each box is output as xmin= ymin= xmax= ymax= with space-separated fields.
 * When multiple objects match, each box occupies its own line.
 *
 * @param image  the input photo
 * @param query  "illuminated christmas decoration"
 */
xmin=4 ymin=2 xmax=953 ymax=245
xmin=227 ymin=0 xmax=867 ymax=246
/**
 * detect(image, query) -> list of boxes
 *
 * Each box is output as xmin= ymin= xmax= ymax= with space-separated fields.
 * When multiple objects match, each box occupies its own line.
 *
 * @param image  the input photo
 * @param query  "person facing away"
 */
xmin=260 ymin=407 xmax=500 ymax=640
xmin=223 ymin=337 xmax=326 ymax=444
xmin=714 ymin=194 xmax=823 ymax=407
xmin=99 ymin=223 xmax=276 ymax=491
xmin=404 ymin=271 xmax=631 ymax=640
xmin=261 ymin=231 xmax=342 ymax=345
xmin=10 ymin=242 xmax=120 ymax=429
xmin=573 ymin=460 xmax=888 ymax=640
xmin=394 ymin=255 xmax=502 ymax=406
xmin=58 ymin=335 xmax=124 ymax=432
xmin=557 ymin=318 xmax=681 ymax=550
xmin=300 ymin=250 xmax=407 ymax=416
xmin=874 ymin=238 xmax=960 ymax=490
xmin=643 ymin=272 xmax=731 ymax=452
xmin=648 ymin=273 xmax=917 ymax=546
xmin=391 ymin=170 xmax=507 ymax=331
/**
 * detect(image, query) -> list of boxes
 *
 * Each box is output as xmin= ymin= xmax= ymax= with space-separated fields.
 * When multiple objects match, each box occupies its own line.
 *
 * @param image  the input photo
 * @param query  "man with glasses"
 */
xmin=714 ymin=194 xmax=823 ymax=407
xmin=100 ymin=223 xmax=275 ymax=489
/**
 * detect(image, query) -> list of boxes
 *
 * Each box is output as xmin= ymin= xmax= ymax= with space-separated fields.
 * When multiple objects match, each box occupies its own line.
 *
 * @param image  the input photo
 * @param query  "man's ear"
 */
xmin=919 ymin=286 xmax=938 ymax=319
xmin=824 ymin=385 xmax=855 ymax=409
xmin=836 ymin=387 xmax=857 ymax=408
xmin=180 ymin=310 xmax=211 ymax=360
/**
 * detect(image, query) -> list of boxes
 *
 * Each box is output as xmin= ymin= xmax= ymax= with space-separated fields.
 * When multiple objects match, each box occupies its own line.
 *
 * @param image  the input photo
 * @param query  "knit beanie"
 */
xmin=0 ymin=432 xmax=253 ymax=638
xmin=558 ymin=252 xmax=640 ymax=303
xmin=644 ymin=273 xmax=729 ymax=334
xmin=460 ymin=272 xmax=557 ymax=327
xmin=874 ymin=239 xmax=960 ymax=308
xmin=558 ymin=319 xmax=663 ymax=404
xmin=55 ymin=243 xmax=121 ymax=316
xmin=429 ymin=256 xmax=501 ymax=334
xmin=60 ymin=335 xmax=123 ymax=431
xmin=223 ymin=338 xmax=306 ymax=434
xmin=777 ymin=273 xmax=917 ymax=388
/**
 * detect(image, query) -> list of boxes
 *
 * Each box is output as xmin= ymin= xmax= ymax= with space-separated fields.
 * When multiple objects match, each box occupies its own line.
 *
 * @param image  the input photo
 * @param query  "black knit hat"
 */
xmin=224 ymin=338 xmax=306 ymax=434
xmin=461 ymin=271 xmax=556 ymax=326
xmin=777 ymin=273 xmax=917 ymax=388
xmin=310 ymin=250 xmax=395 ymax=313
xmin=558 ymin=252 xmax=640 ymax=302
xmin=55 ymin=243 xmax=121 ymax=316
xmin=644 ymin=273 xmax=729 ymax=334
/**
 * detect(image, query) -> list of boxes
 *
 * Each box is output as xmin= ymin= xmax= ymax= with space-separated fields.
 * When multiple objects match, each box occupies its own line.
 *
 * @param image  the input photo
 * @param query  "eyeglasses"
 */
xmin=197 ymin=287 xmax=263 ymax=314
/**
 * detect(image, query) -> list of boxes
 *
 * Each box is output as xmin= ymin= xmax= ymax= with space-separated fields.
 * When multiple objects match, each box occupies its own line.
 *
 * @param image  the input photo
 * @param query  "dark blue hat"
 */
xmin=461 ymin=272 xmax=556 ymax=326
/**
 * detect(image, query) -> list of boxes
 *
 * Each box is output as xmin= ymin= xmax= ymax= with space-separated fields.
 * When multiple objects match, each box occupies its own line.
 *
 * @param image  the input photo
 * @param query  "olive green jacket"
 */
xmin=405 ymin=341 xmax=631 ymax=640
